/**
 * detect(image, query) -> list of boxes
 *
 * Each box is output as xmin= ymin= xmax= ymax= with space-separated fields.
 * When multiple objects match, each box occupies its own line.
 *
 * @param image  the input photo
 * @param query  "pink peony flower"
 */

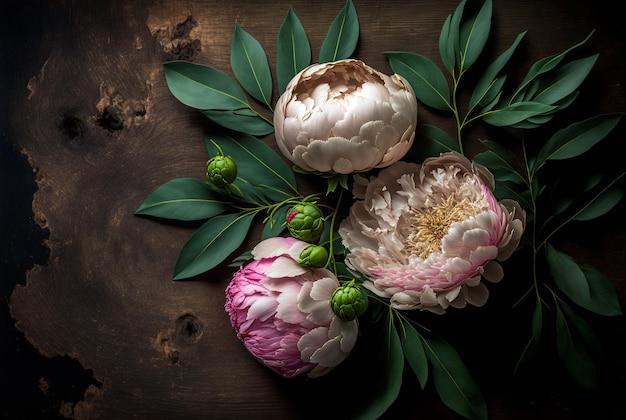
xmin=338 ymin=152 xmax=526 ymax=314
xmin=224 ymin=237 xmax=358 ymax=378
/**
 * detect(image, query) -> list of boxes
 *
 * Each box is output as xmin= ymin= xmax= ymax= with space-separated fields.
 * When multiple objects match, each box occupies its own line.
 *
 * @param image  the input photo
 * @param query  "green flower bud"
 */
xmin=206 ymin=155 xmax=237 ymax=186
xmin=299 ymin=245 xmax=328 ymax=268
xmin=286 ymin=202 xmax=324 ymax=243
xmin=330 ymin=281 xmax=368 ymax=321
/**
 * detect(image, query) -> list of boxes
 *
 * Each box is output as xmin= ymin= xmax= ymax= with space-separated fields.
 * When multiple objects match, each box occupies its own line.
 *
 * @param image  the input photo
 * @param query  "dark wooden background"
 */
xmin=2 ymin=0 xmax=625 ymax=418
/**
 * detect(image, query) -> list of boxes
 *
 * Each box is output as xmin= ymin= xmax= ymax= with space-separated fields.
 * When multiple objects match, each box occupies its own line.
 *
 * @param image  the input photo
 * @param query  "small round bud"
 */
xmin=286 ymin=202 xmax=324 ymax=243
xmin=206 ymin=155 xmax=237 ymax=186
xmin=299 ymin=245 xmax=329 ymax=268
xmin=330 ymin=281 xmax=368 ymax=321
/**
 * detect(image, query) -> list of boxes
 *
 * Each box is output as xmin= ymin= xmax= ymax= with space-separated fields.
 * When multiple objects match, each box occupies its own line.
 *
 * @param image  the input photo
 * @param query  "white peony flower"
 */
xmin=273 ymin=59 xmax=418 ymax=174
xmin=338 ymin=152 xmax=526 ymax=314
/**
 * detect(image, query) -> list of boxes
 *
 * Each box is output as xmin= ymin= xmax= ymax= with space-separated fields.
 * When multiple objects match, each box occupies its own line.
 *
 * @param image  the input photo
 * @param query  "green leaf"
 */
xmin=481 ymin=101 xmax=556 ymax=126
xmin=163 ymin=61 xmax=249 ymax=111
xmin=424 ymin=335 xmax=488 ymax=420
xmin=577 ymin=264 xmax=623 ymax=316
xmin=276 ymin=7 xmax=311 ymax=94
xmin=470 ymin=31 xmax=525 ymax=111
xmin=546 ymin=244 xmax=592 ymax=307
xmin=202 ymin=108 xmax=274 ymax=137
xmin=384 ymin=52 xmax=451 ymax=111
xmin=205 ymin=132 xmax=298 ymax=202
xmin=353 ymin=314 xmax=404 ymax=420
xmin=532 ymin=54 xmax=598 ymax=105
xmin=438 ymin=0 xmax=465 ymax=73
xmin=398 ymin=319 xmax=428 ymax=389
xmin=574 ymin=187 xmax=623 ymax=222
xmin=231 ymin=22 xmax=273 ymax=108
xmin=511 ymin=31 xmax=594 ymax=103
xmin=405 ymin=124 xmax=459 ymax=162
xmin=555 ymin=301 xmax=599 ymax=389
xmin=135 ymin=178 xmax=229 ymax=221
xmin=458 ymin=0 xmax=492 ymax=70
xmin=474 ymin=140 xmax=525 ymax=184
xmin=533 ymin=113 xmax=623 ymax=171
xmin=319 ymin=0 xmax=359 ymax=63
xmin=173 ymin=212 xmax=254 ymax=280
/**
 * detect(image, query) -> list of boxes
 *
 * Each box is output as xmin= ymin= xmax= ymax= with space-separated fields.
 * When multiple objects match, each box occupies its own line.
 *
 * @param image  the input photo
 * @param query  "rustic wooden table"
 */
xmin=2 ymin=0 xmax=625 ymax=418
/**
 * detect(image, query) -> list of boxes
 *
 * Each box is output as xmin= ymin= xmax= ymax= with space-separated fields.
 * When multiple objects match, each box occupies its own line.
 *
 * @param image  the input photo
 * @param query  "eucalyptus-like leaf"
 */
xmin=481 ymin=101 xmax=556 ymax=126
xmin=532 ymin=54 xmax=598 ymax=105
xmin=458 ymin=0 xmax=492 ymax=70
xmin=231 ymin=22 xmax=273 ymax=108
xmin=438 ymin=0 xmax=465 ymax=73
xmin=533 ymin=113 xmax=623 ymax=171
xmin=424 ymin=335 xmax=488 ymax=420
xmin=405 ymin=124 xmax=459 ymax=162
xmin=163 ymin=61 xmax=250 ymax=111
xmin=575 ymin=263 xmax=623 ymax=316
xmin=276 ymin=7 xmax=311 ymax=94
xmin=555 ymin=302 xmax=599 ymax=390
xmin=398 ymin=319 xmax=428 ymax=389
xmin=353 ymin=315 xmax=404 ymax=420
xmin=384 ymin=52 xmax=451 ymax=111
xmin=573 ymin=187 xmax=623 ymax=222
xmin=531 ymin=300 xmax=543 ymax=340
xmin=202 ymin=108 xmax=274 ymax=137
xmin=173 ymin=212 xmax=254 ymax=280
xmin=545 ymin=244 xmax=591 ymax=306
xmin=510 ymin=31 xmax=594 ymax=103
xmin=319 ymin=0 xmax=359 ymax=63
xmin=474 ymin=140 xmax=525 ymax=184
xmin=205 ymin=132 xmax=299 ymax=202
xmin=135 ymin=178 xmax=229 ymax=221
xmin=470 ymin=31 xmax=525 ymax=111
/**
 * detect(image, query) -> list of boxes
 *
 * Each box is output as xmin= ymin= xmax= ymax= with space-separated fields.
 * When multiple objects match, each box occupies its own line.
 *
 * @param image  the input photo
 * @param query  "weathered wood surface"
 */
xmin=2 ymin=0 xmax=625 ymax=418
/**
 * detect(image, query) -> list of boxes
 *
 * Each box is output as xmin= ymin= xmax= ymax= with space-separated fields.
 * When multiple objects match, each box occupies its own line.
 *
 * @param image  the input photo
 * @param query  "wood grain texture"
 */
xmin=2 ymin=0 xmax=625 ymax=418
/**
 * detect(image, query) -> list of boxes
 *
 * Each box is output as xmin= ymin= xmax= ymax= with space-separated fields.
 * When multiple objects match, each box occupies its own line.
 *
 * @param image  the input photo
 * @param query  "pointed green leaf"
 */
xmin=424 ymin=335 xmax=488 ymax=420
xmin=319 ymin=0 xmax=359 ymax=63
xmin=470 ymin=31 xmax=525 ymax=110
xmin=398 ymin=319 xmax=428 ymax=389
xmin=174 ymin=212 xmax=254 ymax=280
xmin=231 ymin=22 xmax=273 ymax=108
xmin=555 ymin=302 xmax=599 ymax=389
xmin=511 ymin=31 xmax=594 ymax=103
xmin=438 ymin=0 xmax=465 ymax=73
xmin=576 ymin=263 xmax=623 ymax=316
xmin=574 ymin=187 xmax=623 ymax=222
xmin=546 ymin=244 xmax=591 ymax=305
xmin=163 ymin=61 xmax=250 ymax=111
xmin=482 ymin=101 xmax=556 ymax=126
xmin=534 ymin=113 xmax=623 ymax=171
xmin=532 ymin=54 xmax=598 ymax=105
xmin=384 ymin=52 xmax=451 ymax=111
xmin=354 ymin=316 xmax=404 ymax=420
xmin=205 ymin=132 xmax=298 ymax=201
xmin=202 ymin=108 xmax=274 ymax=136
xmin=277 ymin=7 xmax=311 ymax=94
xmin=458 ymin=0 xmax=492 ymax=70
xmin=135 ymin=178 xmax=229 ymax=221
xmin=474 ymin=140 xmax=525 ymax=184
xmin=405 ymin=124 xmax=459 ymax=162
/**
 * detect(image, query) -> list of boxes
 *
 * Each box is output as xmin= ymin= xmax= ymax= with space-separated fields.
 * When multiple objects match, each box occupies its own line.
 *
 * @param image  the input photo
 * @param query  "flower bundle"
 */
xmin=136 ymin=1 xmax=624 ymax=418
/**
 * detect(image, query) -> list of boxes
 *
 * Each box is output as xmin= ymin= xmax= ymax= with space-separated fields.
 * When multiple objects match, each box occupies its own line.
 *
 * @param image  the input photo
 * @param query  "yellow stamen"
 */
xmin=406 ymin=195 xmax=483 ymax=259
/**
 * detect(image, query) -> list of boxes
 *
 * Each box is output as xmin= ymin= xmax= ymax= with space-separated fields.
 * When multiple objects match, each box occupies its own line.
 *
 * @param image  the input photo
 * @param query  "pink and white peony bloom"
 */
xmin=224 ymin=237 xmax=358 ymax=378
xmin=273 ymin=59 xmax=418 ymax=174
xmin=338 ymin=152 xmax=526 ymax=314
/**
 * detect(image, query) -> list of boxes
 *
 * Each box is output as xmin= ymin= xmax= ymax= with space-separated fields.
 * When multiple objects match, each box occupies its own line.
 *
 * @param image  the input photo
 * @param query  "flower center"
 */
xmin=406 ymin=194 xmax=482 ymax=259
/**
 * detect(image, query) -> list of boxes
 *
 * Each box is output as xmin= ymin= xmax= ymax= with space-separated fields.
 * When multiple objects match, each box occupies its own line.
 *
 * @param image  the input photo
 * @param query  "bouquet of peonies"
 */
xmin=136 ymin=1 xmax=624 ymax=418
